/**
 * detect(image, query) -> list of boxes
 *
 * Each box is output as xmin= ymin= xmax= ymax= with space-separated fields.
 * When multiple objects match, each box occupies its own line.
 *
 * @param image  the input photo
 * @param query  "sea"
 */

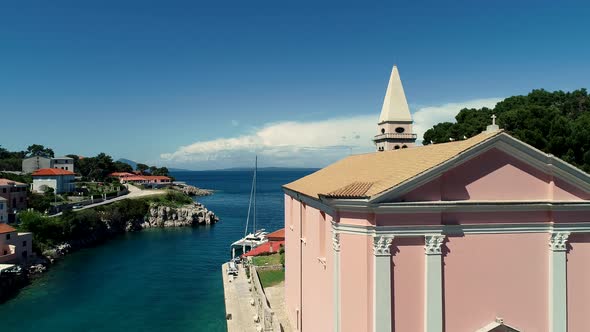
xmin=0 ymin=170 xmax=314 ymax=332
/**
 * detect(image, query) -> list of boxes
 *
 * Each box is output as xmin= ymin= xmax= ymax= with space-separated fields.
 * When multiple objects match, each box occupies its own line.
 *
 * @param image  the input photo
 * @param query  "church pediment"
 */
xmin=395 ymin=147 xmax=590 ymax=202
xmin=371 ymin=133 xmax=590 ymax=204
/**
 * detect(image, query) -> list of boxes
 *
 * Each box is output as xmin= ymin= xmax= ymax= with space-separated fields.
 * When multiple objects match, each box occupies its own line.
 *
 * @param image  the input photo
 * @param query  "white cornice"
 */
xmin=329 ymin=200 xmax=590 ymax=214
xmin=333 ymin=221 xmax=590 ymax=237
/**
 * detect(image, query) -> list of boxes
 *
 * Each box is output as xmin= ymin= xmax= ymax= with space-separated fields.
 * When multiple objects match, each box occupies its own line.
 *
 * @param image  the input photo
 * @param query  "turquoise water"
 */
xmin=0 ymin=170 xmax=313 ymax=332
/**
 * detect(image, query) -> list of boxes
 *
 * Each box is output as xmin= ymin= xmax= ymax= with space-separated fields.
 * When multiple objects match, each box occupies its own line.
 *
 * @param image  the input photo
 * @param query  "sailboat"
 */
xmin=230 ymin=156 xmax=269 ymax=259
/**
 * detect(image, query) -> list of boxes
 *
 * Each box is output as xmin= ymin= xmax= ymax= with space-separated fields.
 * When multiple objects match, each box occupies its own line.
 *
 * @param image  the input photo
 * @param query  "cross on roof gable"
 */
xmin=475 ymin=318 xmax=521 ymax=332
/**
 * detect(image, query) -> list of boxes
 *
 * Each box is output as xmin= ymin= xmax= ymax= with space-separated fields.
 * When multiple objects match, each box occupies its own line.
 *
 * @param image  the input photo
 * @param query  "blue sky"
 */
xmin=1 ymin=1 xmax=589 ymax=169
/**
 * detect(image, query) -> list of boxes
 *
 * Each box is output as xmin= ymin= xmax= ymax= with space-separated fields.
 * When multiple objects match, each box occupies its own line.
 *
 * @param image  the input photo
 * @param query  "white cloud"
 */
xmin=160 ymin=98 xmax=502 ymax=170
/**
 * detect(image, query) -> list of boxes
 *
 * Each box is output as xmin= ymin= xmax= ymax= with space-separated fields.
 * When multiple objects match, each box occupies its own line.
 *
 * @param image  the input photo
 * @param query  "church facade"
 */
xmin=282 ymin=66 xmax=590 ymax=332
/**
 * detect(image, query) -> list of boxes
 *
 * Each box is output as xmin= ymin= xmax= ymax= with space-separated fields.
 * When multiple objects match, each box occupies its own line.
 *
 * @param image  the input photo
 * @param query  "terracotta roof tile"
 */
xmin=0 ymin=179 xmax=27 ymax=186
xmin=32 ymin=168 xmax=75 ymax=176
xmin=267 ymin=228 xmax=285 ymax=240
xmin=0 ymin=224 xmax=16 ymax=234
xmin=284 ymin=131 xmax=503 ymax=199
xmin=325 ymin=181 xmax=374 ymax=198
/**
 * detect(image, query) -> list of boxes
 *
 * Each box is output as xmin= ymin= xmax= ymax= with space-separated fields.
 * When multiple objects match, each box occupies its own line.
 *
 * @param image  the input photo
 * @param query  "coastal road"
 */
xmin=50 ymin=185 xmax=165 ymax=217
xmin=78 ymin=184 xmax=165 ymax=210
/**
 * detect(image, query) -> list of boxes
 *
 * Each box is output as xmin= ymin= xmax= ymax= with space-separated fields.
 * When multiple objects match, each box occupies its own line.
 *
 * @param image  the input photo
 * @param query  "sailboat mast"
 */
xmin=253 ymin=155 xmax=257 ymax=233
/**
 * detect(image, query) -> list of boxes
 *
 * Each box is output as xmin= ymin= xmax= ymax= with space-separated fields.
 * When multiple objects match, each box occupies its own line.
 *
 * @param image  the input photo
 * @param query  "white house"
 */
xmin=51 ymin=156 xmax=75 ymax=173
xmin=22 ymin=156 xmax=51 ymax=174
xmin=0 ymin=224 xmax=32 ymax=264
xmin=22 ymin=156 xmax=75 ymax=174
xmin=31 ymin=168 xmax=76 ymax=194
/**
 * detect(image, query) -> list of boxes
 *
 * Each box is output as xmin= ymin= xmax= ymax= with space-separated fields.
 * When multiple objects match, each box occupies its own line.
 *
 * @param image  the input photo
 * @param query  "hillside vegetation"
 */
xmin=423 ymin=89 xmax=590 ymax=172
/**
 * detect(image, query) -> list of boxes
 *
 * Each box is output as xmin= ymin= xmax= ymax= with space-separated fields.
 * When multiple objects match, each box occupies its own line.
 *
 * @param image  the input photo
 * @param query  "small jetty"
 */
xmin=222 ymin=261 xmax=289 ymax=332
xmin=222 ymin=262 xmax=259 ymax=331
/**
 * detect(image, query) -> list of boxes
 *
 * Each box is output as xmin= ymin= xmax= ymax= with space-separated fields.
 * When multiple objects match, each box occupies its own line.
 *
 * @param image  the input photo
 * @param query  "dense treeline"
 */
xmin=423 ymin=89 xmax=590 ymax=172
xmin=0 ymin=144 xmax=171 ymax=181
xmin=18 ymin=190 xmax=193 ymax=253
xmin=0 ymin=144 xmax=56 ymax=171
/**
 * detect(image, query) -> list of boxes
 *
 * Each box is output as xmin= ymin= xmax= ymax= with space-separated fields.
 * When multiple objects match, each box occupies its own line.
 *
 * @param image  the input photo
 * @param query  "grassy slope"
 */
xmin=251 ymin=253 xmax=282 ymax=266
xmin=257 ymin=270 xmax=285 ymax=288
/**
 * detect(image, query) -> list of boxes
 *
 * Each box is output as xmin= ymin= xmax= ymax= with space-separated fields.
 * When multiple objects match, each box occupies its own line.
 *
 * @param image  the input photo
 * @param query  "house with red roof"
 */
xmin=119 ymin=175 xmax=172 ymax=188
xmin=243 ymin=228 xmax=285 ymax=257
xmin=31 ymin=168 xmax=76 ymax=194
xmin=109 ymin=172 xmax=135 ymax=179
xmin=0 ymin=223 xmax=32 ymax=264
xmin=0 ymin=179 xmax=28 ymax=222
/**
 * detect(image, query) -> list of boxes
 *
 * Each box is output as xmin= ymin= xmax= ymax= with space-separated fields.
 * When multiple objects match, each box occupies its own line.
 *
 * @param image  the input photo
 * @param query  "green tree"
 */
xmin=26 ymin=144 xmax=55 ymax=158
xmin=113 ymin=161 xmax=133 ymax=173
xmin=77 ymin=153 xmax=116 ymax=181
xmin=0 ymin=145 xmax=26 ymax=171
xmin=66 ymin=154 xmax=80 ymax=174
xmin=422 ymin=88 xmax=590 ymax=172
xmin=152 ymin=167 xmax=170 ymax=176
xmin=136 ymin=163 xmax=149 ymax=174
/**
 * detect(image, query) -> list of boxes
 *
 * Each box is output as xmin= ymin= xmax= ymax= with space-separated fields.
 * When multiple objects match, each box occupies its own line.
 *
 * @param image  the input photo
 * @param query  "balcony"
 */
xmin=373 ymin=133 xmax=418 ymax=141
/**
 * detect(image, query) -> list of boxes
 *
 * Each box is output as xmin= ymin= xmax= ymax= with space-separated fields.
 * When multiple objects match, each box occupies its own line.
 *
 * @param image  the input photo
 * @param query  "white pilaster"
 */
xmin=549 ymin=232 xmax=570 ymax=332
xmin=373 ymin=235 xmax=394 ymax=332
xmin=332 ymin=230 xmax=341 ymax=332
xmin=424 ymin=234 xmax=445 ymax=332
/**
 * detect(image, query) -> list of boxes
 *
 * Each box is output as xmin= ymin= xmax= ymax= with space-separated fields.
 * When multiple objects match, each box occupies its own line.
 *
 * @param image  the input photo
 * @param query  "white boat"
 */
xmin=230 ymin=156 xmax=268 ymax=259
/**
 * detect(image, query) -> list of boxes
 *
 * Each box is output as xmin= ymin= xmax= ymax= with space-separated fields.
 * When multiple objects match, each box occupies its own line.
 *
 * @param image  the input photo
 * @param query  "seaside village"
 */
xmin=0 ymin=156 xmax=174 ymax=277
xmin=220 ymin=66 xmax=590 ymax=332
xmin=2 ymin=66 xmax=590 ymax=332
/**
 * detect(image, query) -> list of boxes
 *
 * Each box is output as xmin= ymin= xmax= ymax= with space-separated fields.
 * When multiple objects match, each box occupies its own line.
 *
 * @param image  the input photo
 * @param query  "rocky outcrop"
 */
xmin=142 ymin=202 xmax=219 ymax=228
xmin=172 ymin=185 xmax=213 ymax=197
xmin=42 ymin=243 xmax=72 ymax=262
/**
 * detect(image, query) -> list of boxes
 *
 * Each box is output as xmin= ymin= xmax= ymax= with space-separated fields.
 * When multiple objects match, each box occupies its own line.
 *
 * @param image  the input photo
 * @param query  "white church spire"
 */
xmin=378 ymin=65 xmax=412 ymax=123
xmin=373 ymin=65 xmax=417 ymax=151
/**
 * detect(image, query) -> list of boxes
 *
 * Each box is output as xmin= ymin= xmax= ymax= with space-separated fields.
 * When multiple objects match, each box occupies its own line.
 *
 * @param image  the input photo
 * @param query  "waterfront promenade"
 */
xmin=222 ymin=263 xmax=259 ymax=332
xmin=222 ymin=262 xmax=292 ymax=332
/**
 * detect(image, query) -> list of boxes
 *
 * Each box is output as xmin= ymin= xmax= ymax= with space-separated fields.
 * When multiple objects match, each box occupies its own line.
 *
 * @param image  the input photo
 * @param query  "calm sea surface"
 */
xmin=0 ymin=170 xmax=313 ymax=332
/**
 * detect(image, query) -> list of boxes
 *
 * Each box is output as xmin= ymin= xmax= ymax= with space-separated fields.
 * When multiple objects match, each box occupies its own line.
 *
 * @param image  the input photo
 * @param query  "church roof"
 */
xmin=284 ymin=130 xmax=504 ymax=199
xmin=378 ymin=66 xmax=412 ymax=123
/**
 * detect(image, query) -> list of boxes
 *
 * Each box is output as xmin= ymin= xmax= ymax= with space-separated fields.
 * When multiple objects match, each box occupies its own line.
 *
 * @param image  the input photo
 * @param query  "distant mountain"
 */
xmin=168 ymin=167 xmax=193 ymax=172
xmin=117 ymin=158 xmax=138 ymax=170
xmin=118 ymin=159 xmax=192 ymax=172
xmin=210 ymin=167 xmax=319 ymax=172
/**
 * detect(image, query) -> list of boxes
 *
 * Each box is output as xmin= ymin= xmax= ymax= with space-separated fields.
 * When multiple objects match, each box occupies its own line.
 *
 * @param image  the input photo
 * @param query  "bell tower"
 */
xmin=373 ymin=66 xmax=417 ymax=151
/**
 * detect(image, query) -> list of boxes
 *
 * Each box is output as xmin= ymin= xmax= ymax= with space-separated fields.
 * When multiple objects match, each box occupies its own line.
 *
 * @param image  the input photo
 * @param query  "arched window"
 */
xmin=395 ymin=127 xmax=405 ymax=133
xmin=394 ymin=145 xmax=400 ymax=150
xmin=381 ymin=128 xmax=385 ymax=134
xmin=402 ymin=145 xmax=408 ymax=149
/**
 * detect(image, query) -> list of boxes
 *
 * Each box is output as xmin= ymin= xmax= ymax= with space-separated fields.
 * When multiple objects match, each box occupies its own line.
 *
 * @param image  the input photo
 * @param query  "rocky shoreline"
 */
xmin=171 ymin=184 xmax=213 ymax=197
xmin=143 ymin=202 xmax=218 ymax=228
xmin=1 ymin=201 xmax=219 ymax=303
xmin=40 ymin=202 xmax=219 ymax=263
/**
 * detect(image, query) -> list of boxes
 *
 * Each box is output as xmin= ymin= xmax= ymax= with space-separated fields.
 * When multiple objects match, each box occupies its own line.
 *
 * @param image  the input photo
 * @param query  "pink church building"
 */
xmin=283 ymin=66 xmax=590 ymax=332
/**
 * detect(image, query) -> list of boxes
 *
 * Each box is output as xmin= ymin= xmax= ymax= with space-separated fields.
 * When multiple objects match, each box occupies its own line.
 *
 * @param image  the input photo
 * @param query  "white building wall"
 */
xmin=0 ymin=199 xmax=7 ymax=223
xmin=32 ymin=175 xmax=75 ymax=194
xmin=50 ymin=158 xmax=75 ymax=173
xmin=0 ymin=231 xmax=32 ymax=263
xmin=22 ymin=156 xmax=51 ymax=173
xmin=32 ymin=178 xmax=58 ymax=193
